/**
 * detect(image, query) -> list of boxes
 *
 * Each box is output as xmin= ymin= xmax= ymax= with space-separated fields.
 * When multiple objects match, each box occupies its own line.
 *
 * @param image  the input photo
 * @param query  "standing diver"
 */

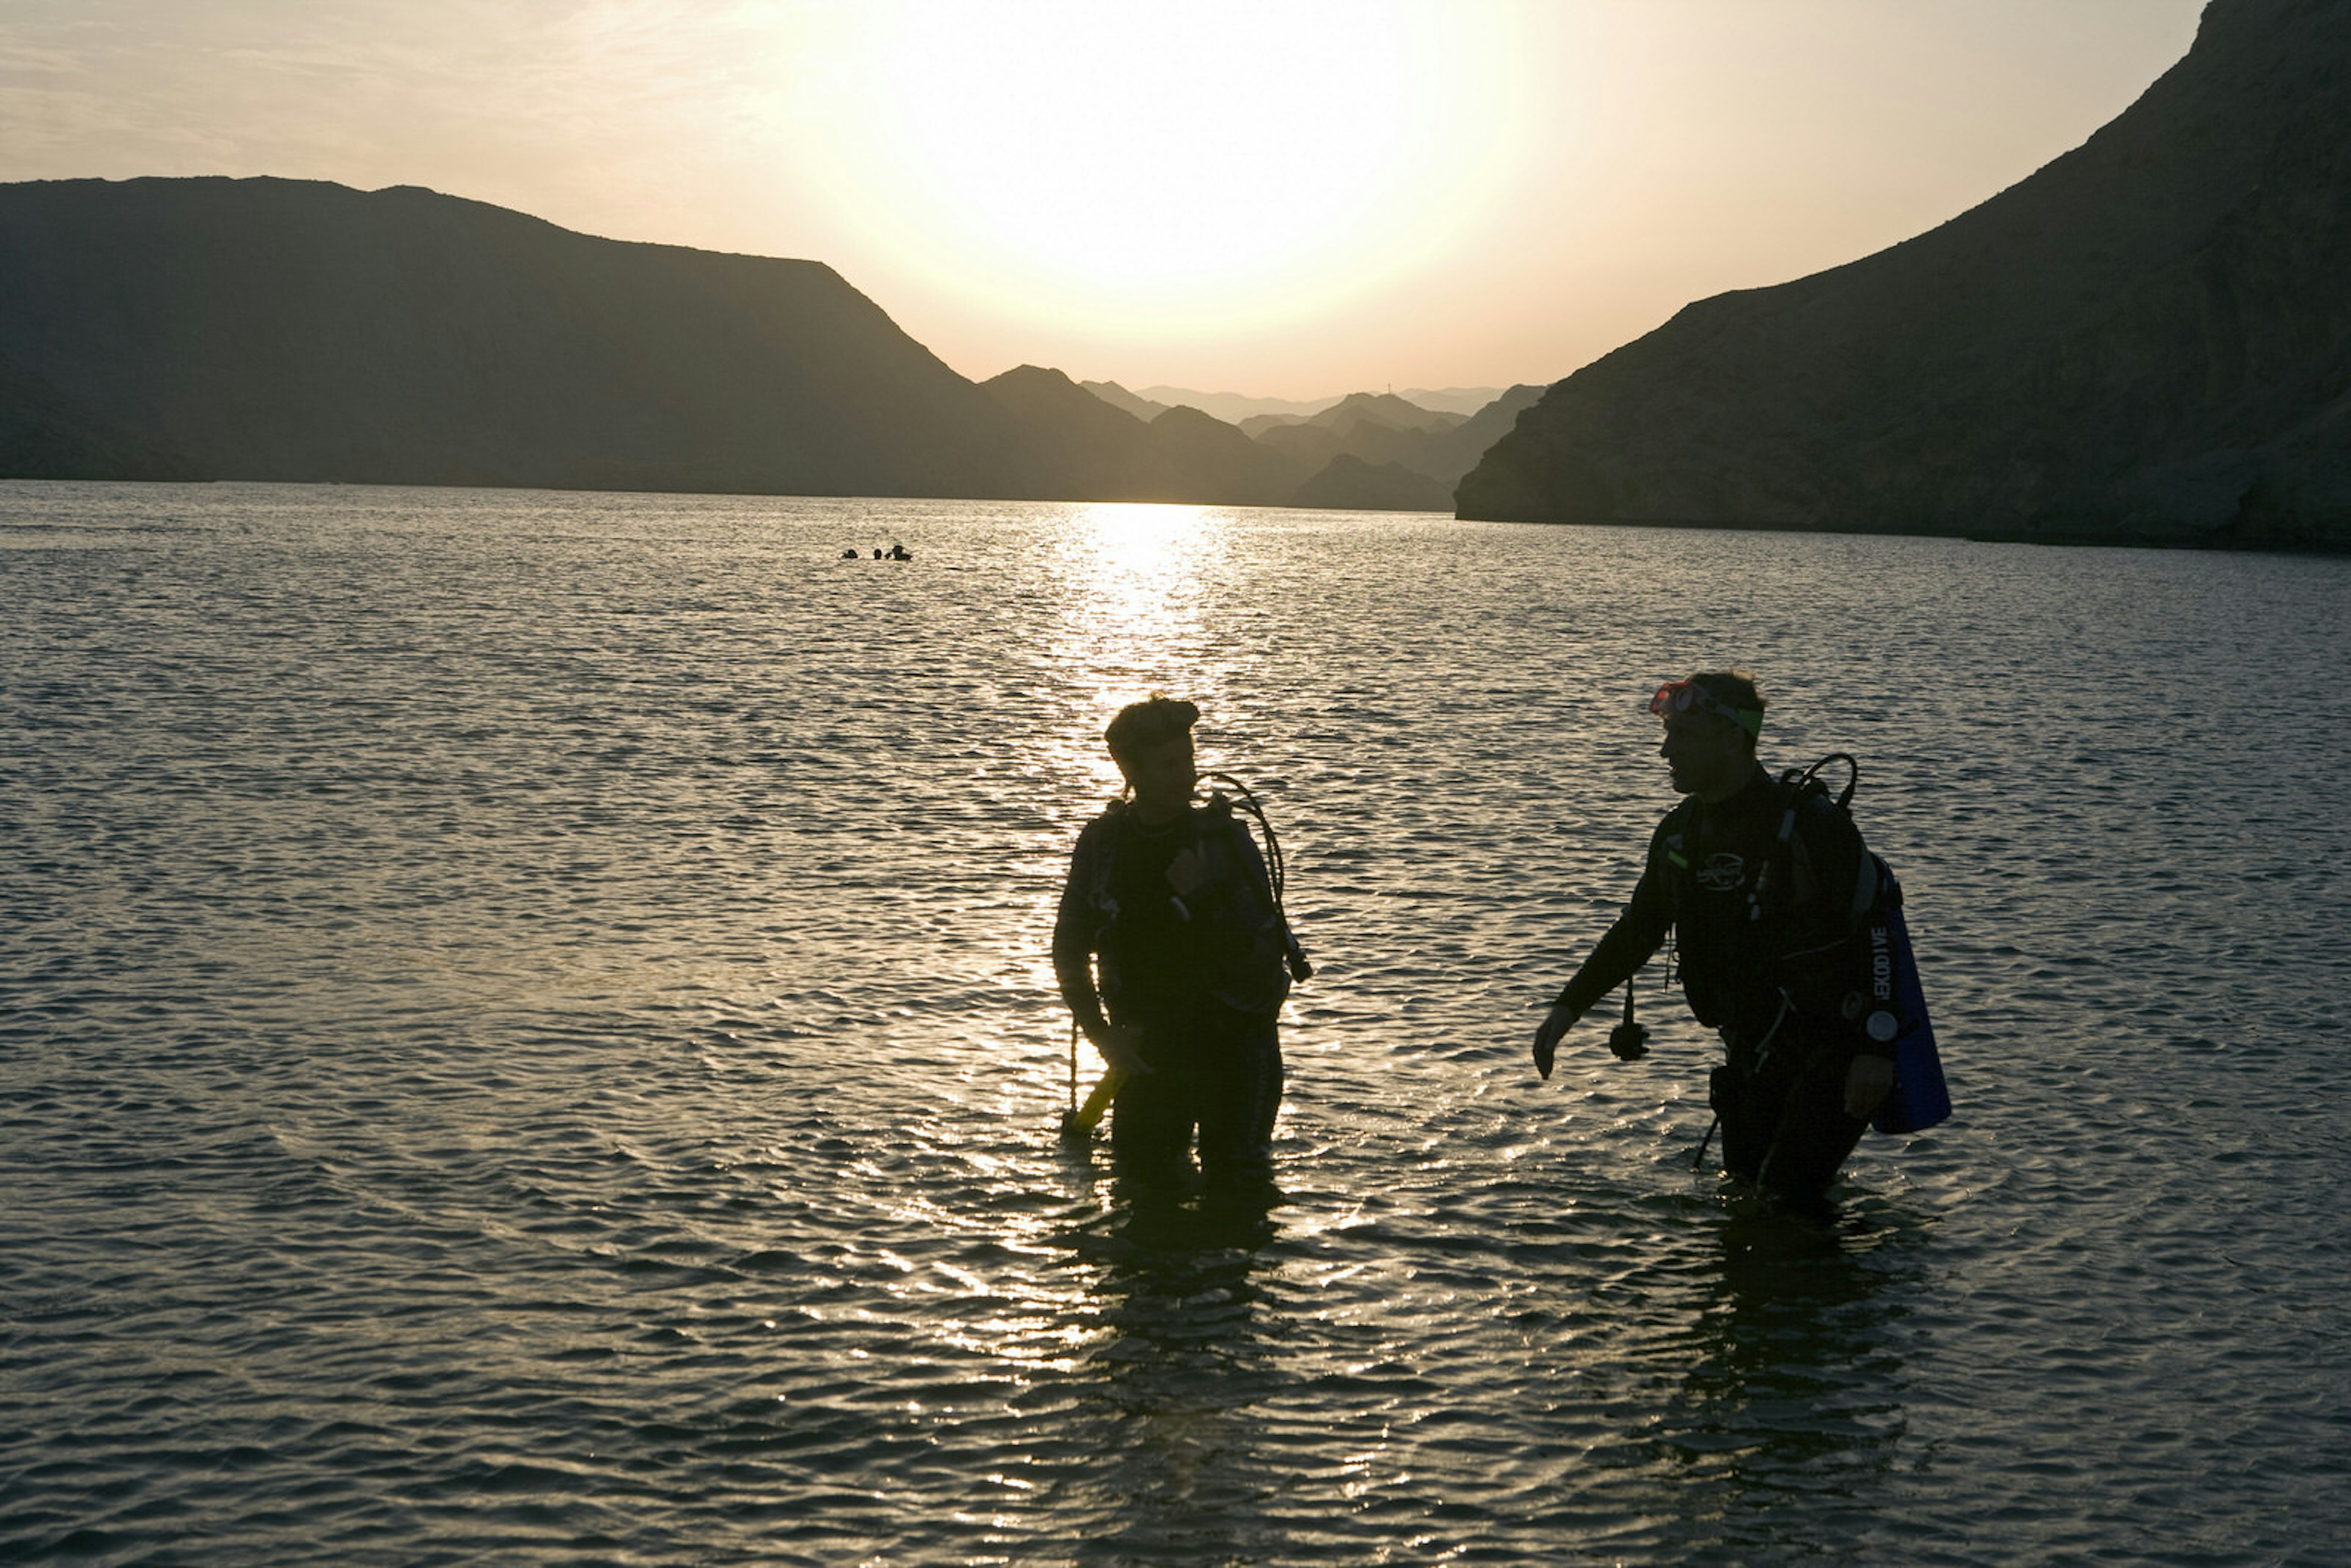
xmin=1532 ymin=670 xmax=1894 ymax=1210
xmin=1052 ymin=697 xmax=1306 ymax=1191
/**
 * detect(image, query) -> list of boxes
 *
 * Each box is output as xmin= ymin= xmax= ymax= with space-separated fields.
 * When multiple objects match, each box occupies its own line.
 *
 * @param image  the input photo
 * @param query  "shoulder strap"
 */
xmin=1772 ymin=758 xmax=1880 ymax=922
xmin=1656 ymin=797 xmax=1700 ymax=869
xmin=1084 ymin=800 xmax=1128 ymax=915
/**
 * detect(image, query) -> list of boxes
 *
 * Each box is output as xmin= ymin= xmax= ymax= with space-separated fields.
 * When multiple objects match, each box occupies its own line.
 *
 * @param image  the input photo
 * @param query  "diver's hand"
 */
xmin=1843 ymin=1052 xmax=1894 ymax=1119
xmin=1090 ymin=1023 xmax=1153 ymax=1078
xmin=1532 ymin=1003 xmax=1580 ymax=1080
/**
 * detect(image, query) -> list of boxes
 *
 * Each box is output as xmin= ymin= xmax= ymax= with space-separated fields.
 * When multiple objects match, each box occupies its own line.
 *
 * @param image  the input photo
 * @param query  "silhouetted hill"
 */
xmin=1134 ymin=387 xmax=1340 ymax=425
xmin=983 ymin=365 xmax=1180 ymax=500
xmin=0 ymin=351 xmax=197 ymax=479
xmin=1289 ymin=455 xmax=1455 ymax=512
xmin=1420 ymin=384 xmax=1545 ymax=479
xmin=1398 ymin=386 xmax=1507 ymax=416
xmin=0 ymin=176 xmax=1551 ymax=515
xmin=1079 ymin=380 xmax=1172 ymax=422
xmin=1458 ymin=0 xmax=2351 ymax=550
xmin=1147 ymin=404 xmax=1310 ymax=505
xmin=983 ymin=365 xmax=1311 ymax=504
xmin=1309 ymin=392 xmax=1465 ymax=437
xmin=1005 ymin=373 xmax=1541 ymax=508
xmin=1257 ymin=394 xmax=1434 ymax=474
xmin=1256 ymin=386 xmax=1540 ymax=497
xmin=0 ymin=176 xmax=1049 ymax=496
xmin=1258 ymin=411 xmax=1425 ymax=478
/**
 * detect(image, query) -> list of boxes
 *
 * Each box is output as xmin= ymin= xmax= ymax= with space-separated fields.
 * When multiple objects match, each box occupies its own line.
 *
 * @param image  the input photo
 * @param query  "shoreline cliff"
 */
xmin=1457 ymin=0 xmax=2350 ymax=553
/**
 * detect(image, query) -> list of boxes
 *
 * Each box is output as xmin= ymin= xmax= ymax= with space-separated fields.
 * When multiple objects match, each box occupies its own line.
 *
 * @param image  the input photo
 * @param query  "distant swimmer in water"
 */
xmin=1529 ymin=669 xmax=1897 ymax=1212
xmin=1052 ymin=697 xmax=1308 ymax=1193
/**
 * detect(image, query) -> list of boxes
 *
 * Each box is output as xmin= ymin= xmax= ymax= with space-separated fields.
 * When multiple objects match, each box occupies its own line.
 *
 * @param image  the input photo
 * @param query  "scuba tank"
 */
xmin=1859 ymin=854 xmax=1950 ymax=1135
xmin=1777 ymin=755 xmax=1951 ymax=1136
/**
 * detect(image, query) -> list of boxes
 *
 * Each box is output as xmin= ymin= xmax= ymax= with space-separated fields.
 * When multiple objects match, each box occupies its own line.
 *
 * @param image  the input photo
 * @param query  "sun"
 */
xmin=872 ymin=3 xmax=1418 ymax=289
xmin=816 ymin=1 xmax=1533 ymax=340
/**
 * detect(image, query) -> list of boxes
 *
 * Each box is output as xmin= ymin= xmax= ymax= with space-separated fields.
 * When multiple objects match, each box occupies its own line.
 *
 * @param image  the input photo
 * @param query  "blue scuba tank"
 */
xmin=1862 ymin=854 xmax=1951 ymax=1135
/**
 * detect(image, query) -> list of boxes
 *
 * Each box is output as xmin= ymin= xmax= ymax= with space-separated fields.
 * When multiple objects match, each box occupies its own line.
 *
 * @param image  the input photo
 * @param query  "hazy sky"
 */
xmin=2 ymin=1 xmax=2207 ymax=398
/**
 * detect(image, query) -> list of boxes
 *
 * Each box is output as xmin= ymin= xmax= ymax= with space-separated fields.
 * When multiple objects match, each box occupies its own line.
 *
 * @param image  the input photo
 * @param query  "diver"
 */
xmin=1531 ymin=670 xmax=1894 ymax=1210
xmin=1052 ymin=697 xmax=1305 ymax=1192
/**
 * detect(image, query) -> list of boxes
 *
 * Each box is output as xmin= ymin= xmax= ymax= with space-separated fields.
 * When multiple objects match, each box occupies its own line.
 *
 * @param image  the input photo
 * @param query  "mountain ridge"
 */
xmin=0 ymin=174 xmax=1529 ymax=512
xmin=0 ymin=174 xmax=1051 ymax=497
xmin=1455 ymin=0 xmax=2351 ymax=549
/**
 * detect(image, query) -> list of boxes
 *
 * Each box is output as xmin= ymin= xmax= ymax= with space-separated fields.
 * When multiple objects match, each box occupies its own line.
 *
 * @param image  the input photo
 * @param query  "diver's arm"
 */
xmin=1050 ymin=823 xmax=1152 ymax=1077
xmin=1554 ymin=893 xmax=1672 ymax=1017
xmin=1050 ymin=825 xmax=1111 ymax=1042
xmin=1534 ymin=844 xmax=1673 ymax=1078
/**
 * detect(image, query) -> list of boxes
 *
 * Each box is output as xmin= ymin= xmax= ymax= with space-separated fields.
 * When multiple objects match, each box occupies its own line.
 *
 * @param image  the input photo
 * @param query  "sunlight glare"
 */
xmin=827 ymin=1 xmax=1532 ymax=337
xmin=1085 ymin=500 xmax=1209 ymax=583
xmin=1043 ymin=503 xmax=1228 ymax=802
xmin=1067 ymin=503 xmax=1218 ymax=675
xmin=877 ymin=4 xmax=1410 ymax=287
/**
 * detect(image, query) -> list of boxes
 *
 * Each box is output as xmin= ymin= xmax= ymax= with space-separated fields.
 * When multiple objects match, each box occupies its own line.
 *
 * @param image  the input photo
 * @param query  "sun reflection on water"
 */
xmin=1043 ymin=502 xmax=1237 ymax=801
xmin=926 ymin=500 xmax=1286 ymax=1384
xmin=1007 ymin=503 xmax=1253 ymax=1109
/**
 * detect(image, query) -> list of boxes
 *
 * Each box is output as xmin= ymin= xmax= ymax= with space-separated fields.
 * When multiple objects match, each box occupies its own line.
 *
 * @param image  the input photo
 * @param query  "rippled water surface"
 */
xmin=3 ymin=481 xmax=2347 ymax=1566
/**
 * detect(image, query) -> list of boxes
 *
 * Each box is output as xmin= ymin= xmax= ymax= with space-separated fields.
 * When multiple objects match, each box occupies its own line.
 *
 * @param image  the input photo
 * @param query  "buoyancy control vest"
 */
xmin=1650 ymin=767 xmax=1867 ymax=1035
xmin=1076 ymin=790 xmax=1305 ymax=1022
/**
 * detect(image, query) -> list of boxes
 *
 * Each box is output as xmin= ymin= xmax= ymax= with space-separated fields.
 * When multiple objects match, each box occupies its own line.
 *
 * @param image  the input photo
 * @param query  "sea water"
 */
xmin=2 ymin=481 xmax=2345 ymax=1566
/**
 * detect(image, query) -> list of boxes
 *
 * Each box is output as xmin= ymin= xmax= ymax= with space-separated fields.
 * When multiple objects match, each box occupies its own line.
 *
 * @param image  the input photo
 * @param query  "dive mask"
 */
xmin=1650 ymin=680 xmax=1763 ymax=740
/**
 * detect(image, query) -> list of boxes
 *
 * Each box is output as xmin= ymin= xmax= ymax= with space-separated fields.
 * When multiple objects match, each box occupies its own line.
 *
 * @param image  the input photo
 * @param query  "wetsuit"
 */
xmin=1052 ymin=798 xmax=1294 ymax=1188
xmin=1555 ymin=765 xmax=1889 ymax=1204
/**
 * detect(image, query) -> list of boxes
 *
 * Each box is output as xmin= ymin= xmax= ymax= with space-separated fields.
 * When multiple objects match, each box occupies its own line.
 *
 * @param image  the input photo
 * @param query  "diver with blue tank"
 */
xmin=1532 ymin=670 xmax=1902 ymax=1210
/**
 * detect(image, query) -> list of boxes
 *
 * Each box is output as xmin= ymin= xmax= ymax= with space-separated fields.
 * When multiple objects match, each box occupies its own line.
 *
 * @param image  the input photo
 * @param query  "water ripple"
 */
xmin=2 ymin=481 xmax=2347 ymax=1565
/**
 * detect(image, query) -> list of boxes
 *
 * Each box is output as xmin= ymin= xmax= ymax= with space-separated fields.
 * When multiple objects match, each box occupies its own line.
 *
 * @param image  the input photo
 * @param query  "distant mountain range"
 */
xmin=6 ymin=0 xmax=2343 ymax=547
xmin=1457 ymin=0 xmax=2350 ymax=550
xmin=1084 ymin=384 xmax=1506 ymax=424
xmin=0 ymin=176 xmax=1512 ymax=511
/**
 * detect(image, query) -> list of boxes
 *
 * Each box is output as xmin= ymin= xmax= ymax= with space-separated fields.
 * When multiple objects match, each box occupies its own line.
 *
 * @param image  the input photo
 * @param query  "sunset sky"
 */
xmin=2 ymin=1 xmax=2206 ymax=400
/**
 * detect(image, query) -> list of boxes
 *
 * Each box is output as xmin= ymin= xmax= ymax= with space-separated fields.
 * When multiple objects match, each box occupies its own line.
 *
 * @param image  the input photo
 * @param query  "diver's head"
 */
xmin=1653 ymin=669 xmax=1764 ymax=799
xmin=1106 ymin=696 xmax=1199 ymax=822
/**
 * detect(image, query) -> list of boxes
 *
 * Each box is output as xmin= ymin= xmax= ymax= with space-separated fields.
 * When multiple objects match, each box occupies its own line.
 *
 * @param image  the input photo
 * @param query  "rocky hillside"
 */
xmin=982 ymin=365 xmax=1303 ymax=505
xmin=0 ymin=174 xmax=1542 ymax=512
xmin=1457 ymin=0 xmax=2350 ymax=550
xmin=0 ymin=176 xmax=1049 ymax=497
xmin=1245 ymin=385 xmax=1545 ymax=508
